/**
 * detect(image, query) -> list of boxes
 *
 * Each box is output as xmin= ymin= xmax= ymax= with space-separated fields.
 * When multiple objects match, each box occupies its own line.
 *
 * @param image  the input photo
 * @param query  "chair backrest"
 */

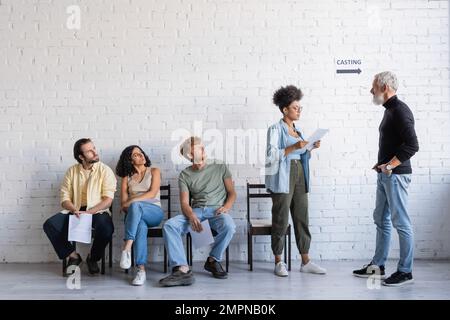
xmin=159 ymin=184 xmax=171 ymax=219
xmin=246 ymin=183 xmax=271 ymax=222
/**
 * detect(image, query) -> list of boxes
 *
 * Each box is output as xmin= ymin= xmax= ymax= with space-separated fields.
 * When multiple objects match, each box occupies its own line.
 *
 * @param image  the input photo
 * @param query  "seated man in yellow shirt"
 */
xmin=43 ymin=138 xmax=117 ymax=275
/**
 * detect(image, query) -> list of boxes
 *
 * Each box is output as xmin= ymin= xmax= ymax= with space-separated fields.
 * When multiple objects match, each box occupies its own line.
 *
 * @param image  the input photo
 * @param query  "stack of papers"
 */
xmin=68 ymin=214 xmax=93 ymax=244
xmin=188 ymin=220 xmax=215 ymax=249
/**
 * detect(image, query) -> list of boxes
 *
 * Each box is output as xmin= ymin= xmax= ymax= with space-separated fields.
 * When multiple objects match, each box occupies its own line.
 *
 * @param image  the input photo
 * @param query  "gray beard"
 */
xmin=372 ymin=95 xmax=384 ymax=105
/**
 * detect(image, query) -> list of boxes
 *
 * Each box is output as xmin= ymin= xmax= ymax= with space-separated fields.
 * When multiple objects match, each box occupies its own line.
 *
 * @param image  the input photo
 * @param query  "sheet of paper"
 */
xmin=68 ymin=213 xmax=92 ymax=244
xmin=304 ymin=128 xmax=329 ymax=151
xmin=189 ymin=220 xmax=215 ymax=249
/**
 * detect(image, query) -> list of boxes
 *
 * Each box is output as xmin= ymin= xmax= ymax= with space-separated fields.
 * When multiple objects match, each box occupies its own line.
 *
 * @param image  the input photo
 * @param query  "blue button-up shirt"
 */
xmin=265 ymin=119 xmax=311 ymax=194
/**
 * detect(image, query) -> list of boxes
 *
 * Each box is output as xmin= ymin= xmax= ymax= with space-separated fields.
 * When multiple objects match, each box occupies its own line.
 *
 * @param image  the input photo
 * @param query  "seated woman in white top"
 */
xmin=116 ymin=145 xmax=163 ymax=286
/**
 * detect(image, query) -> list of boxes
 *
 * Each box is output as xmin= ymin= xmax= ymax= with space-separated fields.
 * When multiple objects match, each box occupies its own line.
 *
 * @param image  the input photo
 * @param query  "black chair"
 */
xmin=62 ymin=206 xmax=113 ymax=276
xmin=127 ymin=184 xmax=171 ymax=273
xmin=186 ymin=196 xmax=230 ymax=272
xmin=247 ymin=183 xmax=291 ymax=271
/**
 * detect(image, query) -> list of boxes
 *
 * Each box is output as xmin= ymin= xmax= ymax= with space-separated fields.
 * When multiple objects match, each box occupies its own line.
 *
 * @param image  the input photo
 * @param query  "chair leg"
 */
xmin=164 ymin=247 xmax=168 ymax=273
xmin=247 ymin=232 xmax=250 ymax=265
xmin=108 ymin=239 xmax=113 ymax=268
xmin=189 ymin=235 xmax=193 ymax=266
xmin=186 ymin=234 xmax=193 ymax=267
xmin=288 ymin=226 xmax=292 ymax=271
xmin=226 ymin=246 xmax=229 ymax=272
xmin=101 ymin=251 xmax=106 ymax=275
xmin=126 ymin=243 xmax=135 ymax=274
xmin=249 ymin=234 xmax=253 ymax=271
xmin=62 ymin=258 xmax=67 ymax=277
xmin=185 ymin=235 xmax=190 ymax=265
xmin=284 ymin=234 xmax=287 ymax=265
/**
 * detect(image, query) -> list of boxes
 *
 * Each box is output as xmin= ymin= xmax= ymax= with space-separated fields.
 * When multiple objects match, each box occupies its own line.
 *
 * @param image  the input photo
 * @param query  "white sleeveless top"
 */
xmin=127 ymin=167 xmax=161 ymax=207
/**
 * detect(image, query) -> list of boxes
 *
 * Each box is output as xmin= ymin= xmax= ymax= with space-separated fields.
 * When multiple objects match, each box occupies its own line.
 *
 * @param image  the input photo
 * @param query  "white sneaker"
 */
xmin=120 ymin=250 xmax=131 ymax=269
xmin=132 ymin=269 xmax=146 ymax=286
xmin=274 ymin=261 xmax=289 ymax=277
xmin=300 ymin=261 xmax=327 ymax=274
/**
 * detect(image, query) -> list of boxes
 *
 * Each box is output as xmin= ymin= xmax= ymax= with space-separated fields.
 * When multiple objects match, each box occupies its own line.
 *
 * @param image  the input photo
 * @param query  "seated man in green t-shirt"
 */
xmin=159 ymin=136 xmax=236 ymax=287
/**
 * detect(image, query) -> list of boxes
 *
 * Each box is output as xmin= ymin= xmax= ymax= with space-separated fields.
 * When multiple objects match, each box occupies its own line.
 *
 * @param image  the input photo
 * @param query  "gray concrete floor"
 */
xmin=0 ymin=260 xmax=449 ymax=300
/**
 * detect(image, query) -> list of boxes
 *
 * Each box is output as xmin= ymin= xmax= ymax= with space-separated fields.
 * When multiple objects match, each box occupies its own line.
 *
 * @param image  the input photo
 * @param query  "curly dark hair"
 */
xmin=115 ymin=145 xmax=151 ymax=178
xmin=272 ymin=85 xmax=303 ymax=112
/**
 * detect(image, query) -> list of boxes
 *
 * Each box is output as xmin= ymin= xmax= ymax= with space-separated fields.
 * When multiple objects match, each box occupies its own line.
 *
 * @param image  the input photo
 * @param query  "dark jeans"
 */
xmin=43 ymin=208 xmax=114 ymax=262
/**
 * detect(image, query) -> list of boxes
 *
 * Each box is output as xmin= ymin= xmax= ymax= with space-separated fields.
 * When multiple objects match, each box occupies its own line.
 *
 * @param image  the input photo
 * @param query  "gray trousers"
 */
xmin=271 ymin=159 xmax=311 ymax=255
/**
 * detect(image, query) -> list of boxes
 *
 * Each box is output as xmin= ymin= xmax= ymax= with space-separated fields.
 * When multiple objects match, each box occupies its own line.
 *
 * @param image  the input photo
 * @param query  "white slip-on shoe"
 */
xmin=274 ymin=261 xmax=289 ymax=277
xmin=120 ymin=250 xmax=132 ymax=269
xmin=132 ymin=269 xmax=146 ymax=286
xmin=300 ymin=261 xmax=327 ymax=274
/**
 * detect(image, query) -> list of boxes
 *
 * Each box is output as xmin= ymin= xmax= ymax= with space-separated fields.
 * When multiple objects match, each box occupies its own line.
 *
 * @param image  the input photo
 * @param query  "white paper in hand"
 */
xmin=305 ymin=128 xmax=329 ymax=151
xmin=68 ymin=213 xmax=92 ymax=244
xmin=189 ymin=220 xmax=215 ymax=249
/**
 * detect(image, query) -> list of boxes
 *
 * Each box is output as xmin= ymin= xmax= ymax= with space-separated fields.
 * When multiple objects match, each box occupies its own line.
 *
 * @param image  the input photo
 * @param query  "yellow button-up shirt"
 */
xmin=60 ymin=162 xmax=117 ymax=214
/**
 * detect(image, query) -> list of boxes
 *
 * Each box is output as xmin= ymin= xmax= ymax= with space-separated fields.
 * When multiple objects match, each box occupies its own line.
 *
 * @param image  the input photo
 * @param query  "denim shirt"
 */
xmin=265 ymin=119 xmax=311 ymax=194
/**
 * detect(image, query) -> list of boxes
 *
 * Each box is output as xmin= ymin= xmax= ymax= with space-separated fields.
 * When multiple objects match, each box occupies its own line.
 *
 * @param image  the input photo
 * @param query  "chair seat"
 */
xmin=147 ymin=227 xmax=163 ymax=237
xmin=249 ymin=219 xmax=272 ymax=227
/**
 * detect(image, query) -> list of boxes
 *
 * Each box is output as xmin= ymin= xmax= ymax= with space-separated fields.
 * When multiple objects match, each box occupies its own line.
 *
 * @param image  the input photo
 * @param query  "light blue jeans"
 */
xmin=372 ymin=173 xmax=414 ymax=273
xmin=162 ymin=207 xmax=236 ymax=269
xmin=124 ymin=201 xmax=164 ymax=266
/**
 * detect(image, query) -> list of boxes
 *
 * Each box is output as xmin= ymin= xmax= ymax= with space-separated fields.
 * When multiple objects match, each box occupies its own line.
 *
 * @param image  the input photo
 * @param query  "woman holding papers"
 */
xmin=116 ymin=145 xmax=164 ymax=285
xmin=265 ymin=85 xmax=326 ymax=277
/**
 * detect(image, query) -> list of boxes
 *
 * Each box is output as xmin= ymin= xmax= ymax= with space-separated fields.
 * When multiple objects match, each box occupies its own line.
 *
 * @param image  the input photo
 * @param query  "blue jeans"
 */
xmin=163 ymin=207 xmax=236 ymax=269
xmin=372 ymin=173 xmax=414 ymax=273
xmin=124 ymin=201 xmax=164 ymax=266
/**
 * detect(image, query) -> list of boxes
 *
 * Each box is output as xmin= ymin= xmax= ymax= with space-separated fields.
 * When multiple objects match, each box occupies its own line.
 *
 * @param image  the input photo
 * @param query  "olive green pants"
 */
xmin=271 ymin=159 xmax=311 ymax=255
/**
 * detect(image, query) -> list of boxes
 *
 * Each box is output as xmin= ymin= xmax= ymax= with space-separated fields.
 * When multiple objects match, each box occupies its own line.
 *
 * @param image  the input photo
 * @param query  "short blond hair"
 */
xmin=179 ymin=136 xmax=203 ymax=159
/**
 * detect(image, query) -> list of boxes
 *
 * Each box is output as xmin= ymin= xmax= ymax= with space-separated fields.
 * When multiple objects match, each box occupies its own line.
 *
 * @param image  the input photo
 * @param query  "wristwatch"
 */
xmin=386 ymin=164 xmax=394 ymax=171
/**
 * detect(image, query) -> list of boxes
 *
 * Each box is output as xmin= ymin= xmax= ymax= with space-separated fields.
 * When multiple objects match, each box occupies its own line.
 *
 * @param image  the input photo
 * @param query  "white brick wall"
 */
xmin=0 ymin=0 xmax=449 ymax=263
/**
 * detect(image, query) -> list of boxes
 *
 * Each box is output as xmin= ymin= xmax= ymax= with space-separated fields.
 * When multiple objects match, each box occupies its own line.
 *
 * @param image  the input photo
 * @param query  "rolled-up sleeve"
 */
xmin=60 ymin=169 xmax=73 ymax=205
xmin=101 ymin=167 xmax=117 ymax=199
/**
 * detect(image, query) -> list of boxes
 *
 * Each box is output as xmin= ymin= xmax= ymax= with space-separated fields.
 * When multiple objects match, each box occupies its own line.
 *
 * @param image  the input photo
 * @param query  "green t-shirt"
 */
xmin=178 ymin=160 xmax=232 ymax=208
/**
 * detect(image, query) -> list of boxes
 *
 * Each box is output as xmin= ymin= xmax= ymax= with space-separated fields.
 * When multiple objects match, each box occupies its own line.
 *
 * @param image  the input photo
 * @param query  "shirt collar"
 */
xmin=77 ymin=161 xmax=99 ymax=173
xmin=279 ymin=118 xmax=300 ymax=135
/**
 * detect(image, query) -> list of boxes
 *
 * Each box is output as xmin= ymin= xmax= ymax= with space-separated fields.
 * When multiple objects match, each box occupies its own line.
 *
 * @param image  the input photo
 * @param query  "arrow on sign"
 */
xmin=336 ymin=68 xmax=361 ymax=74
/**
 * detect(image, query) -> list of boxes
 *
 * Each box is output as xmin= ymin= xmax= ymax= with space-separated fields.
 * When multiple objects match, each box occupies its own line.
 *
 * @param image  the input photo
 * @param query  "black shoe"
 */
xmin=383 ymin=271 xmax=414 ymax=287
xmin=204 ymin=258 xmax=228 ymax=279
xmin=65 ymin=253 xmax=82 ymax=276
xmin=159 ymin=268 xmax=195 ymax=287
xmin=353 ymin=263 xmax=385 ymax=279
xmin=86 ymin=254 xmax=100 ymax=275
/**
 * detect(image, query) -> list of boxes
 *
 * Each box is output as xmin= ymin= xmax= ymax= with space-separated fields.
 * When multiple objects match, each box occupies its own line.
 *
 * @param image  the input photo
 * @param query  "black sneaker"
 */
xmin=353 ymin=263 xmax=385 ymax=279
xmin=383 ymin=271 xmax=414 ymax=287
xmin=65 ymin=253 xmax=82 ymax=276
xmin=86 ymin=254 xmax=100 ymax=275
xmin=159 ymin=268 xmax=195 ymax=287
xmin=204 ymin=258 xmax=228 ymax=279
